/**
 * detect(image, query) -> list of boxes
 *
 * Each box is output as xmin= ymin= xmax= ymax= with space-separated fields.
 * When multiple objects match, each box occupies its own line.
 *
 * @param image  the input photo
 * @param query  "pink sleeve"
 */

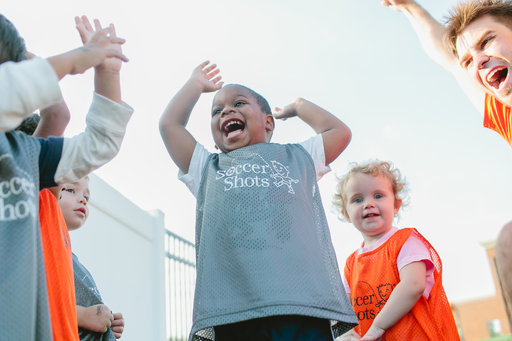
xmin=397 ymin=232 xmax=435 ymax=298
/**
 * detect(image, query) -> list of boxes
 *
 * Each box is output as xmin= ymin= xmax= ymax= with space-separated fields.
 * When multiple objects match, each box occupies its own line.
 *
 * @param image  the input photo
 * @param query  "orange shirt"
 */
xmin=484 ymin=94 xmax=512 ymax=147
xmin=39 ymin=189 xmax=79 ymax=341
xmin=344 ymin=228 xmax=459 ymax=340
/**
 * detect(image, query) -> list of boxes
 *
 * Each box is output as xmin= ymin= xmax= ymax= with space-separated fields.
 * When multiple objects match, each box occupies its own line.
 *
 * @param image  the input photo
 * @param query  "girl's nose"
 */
xmin=364 ymin=200 xmax=374 ymax=209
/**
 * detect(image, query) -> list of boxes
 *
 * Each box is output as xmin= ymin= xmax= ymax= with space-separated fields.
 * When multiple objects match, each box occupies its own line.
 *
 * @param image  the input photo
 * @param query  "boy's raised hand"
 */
xmin=273 ymin=99 xmax=300 ymax=121
xmin=274 ymin=97 xmax=351 ymax=165
xmin=191 ymin=61 xmax=223 ymax=93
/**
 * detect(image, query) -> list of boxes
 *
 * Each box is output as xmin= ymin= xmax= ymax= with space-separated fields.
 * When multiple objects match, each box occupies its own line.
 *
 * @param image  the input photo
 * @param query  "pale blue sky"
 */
xmin=4 ymin=0 xmax=511 ymax=303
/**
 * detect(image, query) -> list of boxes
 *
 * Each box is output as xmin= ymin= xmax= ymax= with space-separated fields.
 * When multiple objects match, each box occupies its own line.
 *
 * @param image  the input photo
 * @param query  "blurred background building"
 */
xmin=451 ymin=240 xmax=512 ymax=341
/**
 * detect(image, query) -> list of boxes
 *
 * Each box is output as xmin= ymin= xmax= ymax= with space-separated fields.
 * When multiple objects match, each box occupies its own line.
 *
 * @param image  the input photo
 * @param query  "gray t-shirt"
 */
xmin=73 ymin=253 xmax=116 ymax=341
xmin=182 ymin=141 xmax=357 ymax=341
xmin=0 ymin=132 xmax=55 ymax=341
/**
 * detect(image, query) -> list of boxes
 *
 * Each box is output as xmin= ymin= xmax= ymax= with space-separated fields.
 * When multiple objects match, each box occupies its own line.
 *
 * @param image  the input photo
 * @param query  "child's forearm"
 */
xmin=294 ymin=98 xmax=351 ymax=165
xmin=370 ymin=281 xmax=422 ymax=331
xmin=94 ymin=70 xmax=121 ymax=104
xmin=159 ymin=61 xmax=221 ymax=172
xmin=159 ymin=79 xmax=203 ymax=173
xmin=293 ymin=98 xmax=340 ymax=134
xmin=161 ymin=79 xmax=203 ymax=128
xmin=369 ymin=261 xmax=426 ymax=332
xmin=47 ymin=48 xmax=88 ymax=80
xmin=34 ymin=101 xmax=71 ymax=138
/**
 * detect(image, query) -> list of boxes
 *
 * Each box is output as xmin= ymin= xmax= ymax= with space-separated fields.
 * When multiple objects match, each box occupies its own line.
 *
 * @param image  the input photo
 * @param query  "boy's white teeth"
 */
xmin=224 ymin=120 xmax=243 ymax=132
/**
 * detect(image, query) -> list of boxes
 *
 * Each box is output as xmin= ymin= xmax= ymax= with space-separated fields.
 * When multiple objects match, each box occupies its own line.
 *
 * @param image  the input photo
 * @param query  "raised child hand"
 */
xmin=111 ymin=312 xmax=125 ymax=339
xmin=273 ymin=98 xmax=302 ymax=121
xmin=190 ymin=61 xmax=223 ymax=93
xmin=75 ymin=15 xmax=124 ymax=73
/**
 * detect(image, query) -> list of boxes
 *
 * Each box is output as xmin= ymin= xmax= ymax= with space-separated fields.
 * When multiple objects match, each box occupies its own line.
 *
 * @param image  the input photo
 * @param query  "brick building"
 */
xmin=451 ymin=240 xmax=512 ymax=340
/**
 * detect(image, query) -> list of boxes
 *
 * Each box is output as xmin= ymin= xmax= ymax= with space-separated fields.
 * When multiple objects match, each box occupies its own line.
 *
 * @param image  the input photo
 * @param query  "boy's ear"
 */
xmin=394 ymin=198 xmax=402 ymax=215
xmin=265 ymin=115 xmax=275 ymax=133
xmin=265 ymin=115 xmax=275 ymax=142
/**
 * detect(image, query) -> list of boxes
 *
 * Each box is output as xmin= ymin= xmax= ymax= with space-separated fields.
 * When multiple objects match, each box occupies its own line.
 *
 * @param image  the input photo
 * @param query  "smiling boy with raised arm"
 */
xmin=160 ymin=61 xmax=356 ymax=341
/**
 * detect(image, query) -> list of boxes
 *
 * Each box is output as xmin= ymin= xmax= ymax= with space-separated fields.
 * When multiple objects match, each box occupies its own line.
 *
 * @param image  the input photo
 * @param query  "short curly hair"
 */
xmin=217 ymin=84 xmax=272 ymax=116
xmin=445 ymin=0 xmax=512 ymax=58
xmin=332 ymin=160 xmax=409 ymax=221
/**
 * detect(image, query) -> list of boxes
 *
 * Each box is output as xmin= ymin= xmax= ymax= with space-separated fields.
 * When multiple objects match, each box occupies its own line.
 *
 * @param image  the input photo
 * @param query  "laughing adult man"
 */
xmin=382 ymin=0 xmax=512 ymax=148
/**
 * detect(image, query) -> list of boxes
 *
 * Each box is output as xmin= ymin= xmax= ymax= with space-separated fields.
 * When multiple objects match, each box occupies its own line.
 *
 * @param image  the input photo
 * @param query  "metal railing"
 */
xmin=165 ymin=230 xmax=196 ymax=341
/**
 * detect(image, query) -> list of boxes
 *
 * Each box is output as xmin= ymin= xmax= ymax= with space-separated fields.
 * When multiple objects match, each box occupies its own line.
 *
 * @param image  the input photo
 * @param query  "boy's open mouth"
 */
xmin=223 ymin=119 xmax=245 ymax=139
xmin=486 ymin=66 xmax=508 ymax=91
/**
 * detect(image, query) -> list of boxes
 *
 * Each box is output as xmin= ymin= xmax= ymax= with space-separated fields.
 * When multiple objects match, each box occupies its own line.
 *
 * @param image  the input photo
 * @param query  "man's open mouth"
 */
xmin=486 ymin=66 xmax=509 ymax=90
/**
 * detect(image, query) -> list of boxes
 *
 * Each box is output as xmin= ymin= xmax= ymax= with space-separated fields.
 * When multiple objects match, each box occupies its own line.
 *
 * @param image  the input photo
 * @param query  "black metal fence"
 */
xmin=165 ymin=230 xmax=196 ymax=341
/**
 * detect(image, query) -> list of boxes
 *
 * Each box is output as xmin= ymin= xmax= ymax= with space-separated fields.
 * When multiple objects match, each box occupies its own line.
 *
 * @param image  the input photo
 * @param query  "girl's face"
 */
xmin=58 ymin=178 xmax=90 ymax=230
xmin=343 ymin=173 xmax=401 ymax=246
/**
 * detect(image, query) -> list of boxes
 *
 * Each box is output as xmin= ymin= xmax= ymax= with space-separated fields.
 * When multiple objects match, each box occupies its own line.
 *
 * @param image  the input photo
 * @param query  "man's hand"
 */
xmin=381 ymin=0 xmax=415 ymax=11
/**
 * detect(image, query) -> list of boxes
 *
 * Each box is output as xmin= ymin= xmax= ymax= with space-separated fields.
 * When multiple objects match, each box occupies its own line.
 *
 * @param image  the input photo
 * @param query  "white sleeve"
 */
xmin=178 ymin=143 xmax=211 ymax=197
xmin=54 ymin=92 xmax=134 ymax=184
xmin=298 ymin=135 xmax=331 ymax=180
xmin=0 ymin=58 xmax=62 ymax=132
